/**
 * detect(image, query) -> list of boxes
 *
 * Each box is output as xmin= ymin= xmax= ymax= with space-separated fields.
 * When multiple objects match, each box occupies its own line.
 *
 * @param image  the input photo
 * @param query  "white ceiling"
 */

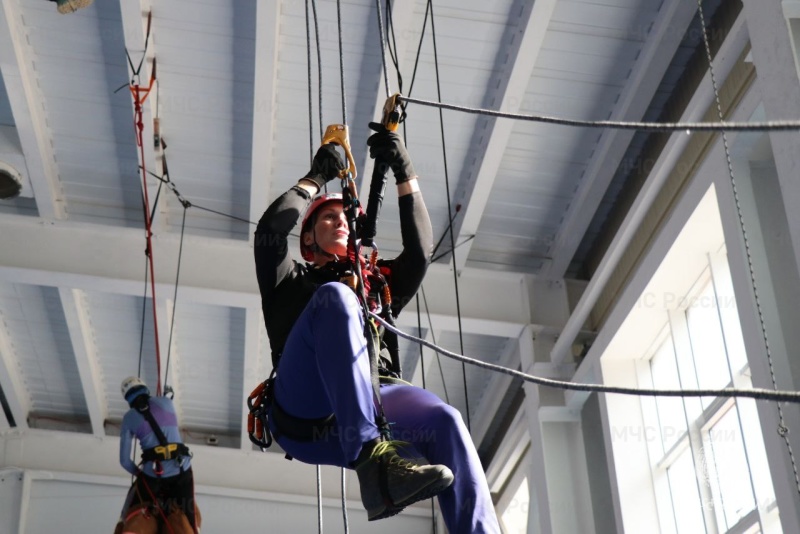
xmin=0 ymin=0 xmax=727 ymax=522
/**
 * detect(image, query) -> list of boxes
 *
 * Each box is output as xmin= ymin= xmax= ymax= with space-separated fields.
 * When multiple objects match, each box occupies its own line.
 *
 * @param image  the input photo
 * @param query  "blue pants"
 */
xmin=271 ymin=282 xmax=501 ymax=533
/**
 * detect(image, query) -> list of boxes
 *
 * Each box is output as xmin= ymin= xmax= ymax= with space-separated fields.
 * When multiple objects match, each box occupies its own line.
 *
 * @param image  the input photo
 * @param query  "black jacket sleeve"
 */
xmin=253 ymin=185 xmax=311 ymax=306
xmin=382 ymin=191 xmax=434 ymax=317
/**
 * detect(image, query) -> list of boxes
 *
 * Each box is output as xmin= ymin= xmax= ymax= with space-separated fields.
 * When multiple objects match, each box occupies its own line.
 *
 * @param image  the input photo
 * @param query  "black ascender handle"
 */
xmin=361 ymin=94 xmax=404 ymax=248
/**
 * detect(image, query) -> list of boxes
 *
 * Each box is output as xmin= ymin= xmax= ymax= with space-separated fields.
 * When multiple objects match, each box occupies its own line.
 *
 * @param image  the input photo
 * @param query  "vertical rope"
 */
xmin=306 ymin=0 xmax=314 ymax=164
xmin=406 ymin=0 xmax=431 ymax=98
xmin=696 ymin=0 xmax=800 ymax=494
xmin=336 ymin=0 xmax=348 ymax=125
xmin=375 ymin=0 xmax=391 ymax=98
xmin=316 ymin=465 xmax=323 ymax=534
xmin=427 ymin=0 xmax=470 ymax=430
xmin=310 ymin=0 xmax=323 ymax=137
xmin=341 ymin=468 xmax=349 ymax=533
xmin=164 ymin=205 xmax=188 ymax=390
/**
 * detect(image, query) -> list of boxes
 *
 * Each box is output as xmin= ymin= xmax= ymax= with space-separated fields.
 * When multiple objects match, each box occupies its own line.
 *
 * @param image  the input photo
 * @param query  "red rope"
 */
xmin=130 ymin=80 xmax=162 ymax=397
xmin=137 ymin=475 xmax=177 ymax=534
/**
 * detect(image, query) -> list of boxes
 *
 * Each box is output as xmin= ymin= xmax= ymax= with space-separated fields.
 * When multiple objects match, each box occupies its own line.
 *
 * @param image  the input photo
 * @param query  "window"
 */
xmin=500 ymin=475 xmax=530 ymax=534
xmin=642 ymin=253 xmax=779 ymax=534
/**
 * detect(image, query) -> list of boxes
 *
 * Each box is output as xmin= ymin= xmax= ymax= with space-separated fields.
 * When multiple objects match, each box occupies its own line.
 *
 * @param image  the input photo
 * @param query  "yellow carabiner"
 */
xmin=381 ymin=93 xmax=403 ymax=132
xmin=321 ymin=124 xmax=357 ymax=182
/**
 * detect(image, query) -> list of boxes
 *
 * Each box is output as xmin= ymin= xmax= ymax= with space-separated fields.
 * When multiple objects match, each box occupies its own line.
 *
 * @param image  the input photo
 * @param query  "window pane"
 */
xmin=712 ymin=256 xmax=749 ymax=374
xmin=668 ymin=449 xmax=706 ymax=533
xmin=686 ymin=282 xmax=731 ymax=407
xmin=651 ymin=336 xmax=687 ymax=453
xmin=704 ymin=405 xmax=756 ymax=530
xmin=738 ymin=397 xmax=777 ymax=518
xmin=501 ymin=476 xmax=529 ymax=534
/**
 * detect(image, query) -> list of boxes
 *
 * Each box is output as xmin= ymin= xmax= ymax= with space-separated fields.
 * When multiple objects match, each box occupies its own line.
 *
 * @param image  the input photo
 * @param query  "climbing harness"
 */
xmin=133 ymin=397 xmax=191 ymax=476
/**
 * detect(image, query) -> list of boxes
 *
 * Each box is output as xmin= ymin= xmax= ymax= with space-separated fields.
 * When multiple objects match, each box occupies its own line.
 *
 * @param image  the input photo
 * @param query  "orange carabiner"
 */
xmin=321 ymin=124 xmax=357 ymax=182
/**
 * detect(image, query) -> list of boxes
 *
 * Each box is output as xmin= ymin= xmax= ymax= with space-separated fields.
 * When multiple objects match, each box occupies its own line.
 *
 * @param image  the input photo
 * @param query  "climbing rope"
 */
xmin=124 ymin=11 xmax=163 ymax=397
xmin=163 ymin=205 xmax=188 ymax=390
xmin=425 ymin=0 xmax=470 ymax=431
xmin=399 ymin=95 xmax=800 ymax=133
xmin=371 ymin=313 xmax=800 ymax=404
xmin=695 ymin=0 xmax=800 ymax=497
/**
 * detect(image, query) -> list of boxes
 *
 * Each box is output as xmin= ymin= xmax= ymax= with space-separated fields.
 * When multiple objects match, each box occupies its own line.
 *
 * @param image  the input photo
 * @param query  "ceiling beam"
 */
xmin=118 ymin=0 xmax=166 ymax=232
xmin=58 ymin=288 xmax=107 ymax=437
xmin=448 ymin=0 xmax=556 ymax=272
xmin=550 ymin=16 xmax=753 ymax=365
xmin=0 ymin=214 xmax=530 ymax=330
xmin=0 ymin=0 xmax=65 ymax=218
xmin=0 ymin=309 xmax=29 ymax=431
xmin=543 ymin=0 xmax=698 ymax=277
xmin=249 ymin=0 xmax=282 ymax=237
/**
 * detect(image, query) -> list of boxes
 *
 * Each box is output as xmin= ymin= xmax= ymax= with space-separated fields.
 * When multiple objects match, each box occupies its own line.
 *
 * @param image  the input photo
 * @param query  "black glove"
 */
xmin=367 ymin=122 xmax=417 ymax=184
xmin=302 ymin=143 xmax=345 ymax=189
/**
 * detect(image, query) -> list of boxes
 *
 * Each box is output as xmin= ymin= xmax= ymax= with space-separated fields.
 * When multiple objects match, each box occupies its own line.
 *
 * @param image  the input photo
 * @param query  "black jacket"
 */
xmin=254 ymin=185 xmax=433 ymax=370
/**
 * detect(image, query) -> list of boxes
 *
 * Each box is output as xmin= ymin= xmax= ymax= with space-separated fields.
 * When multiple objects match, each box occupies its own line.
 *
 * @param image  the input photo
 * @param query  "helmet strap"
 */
xmin=310 ymin=227 xmax=340 ymax=262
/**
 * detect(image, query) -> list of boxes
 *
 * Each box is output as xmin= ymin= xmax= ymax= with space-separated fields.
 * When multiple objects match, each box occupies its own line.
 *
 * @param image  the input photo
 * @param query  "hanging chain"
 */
xmin=696 ymin=0 xmax=800 ymax=495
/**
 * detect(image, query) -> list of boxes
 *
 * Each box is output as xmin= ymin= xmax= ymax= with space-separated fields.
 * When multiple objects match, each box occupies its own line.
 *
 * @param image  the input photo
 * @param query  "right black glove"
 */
xmin=367 ymin=122 xmax=417 ymax=184
xmin=302 ymin=143 xmax=346 ymax=189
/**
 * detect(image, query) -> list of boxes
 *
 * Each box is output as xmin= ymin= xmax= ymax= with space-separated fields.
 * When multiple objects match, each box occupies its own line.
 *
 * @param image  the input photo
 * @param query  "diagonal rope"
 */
xmin=371 ymin=314 xmax=800 ymax=404
xmin=163 ymin=205 xmax=188 ymax=390
xmin=399 ymin=95 xmax=800 ymax=133
xmin=696 ymin=0 xmax=800 ymax=496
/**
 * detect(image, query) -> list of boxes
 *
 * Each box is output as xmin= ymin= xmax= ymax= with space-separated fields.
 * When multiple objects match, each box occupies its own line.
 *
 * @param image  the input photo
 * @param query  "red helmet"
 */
xmin=300 ymin=193 xmax=344 ymax=261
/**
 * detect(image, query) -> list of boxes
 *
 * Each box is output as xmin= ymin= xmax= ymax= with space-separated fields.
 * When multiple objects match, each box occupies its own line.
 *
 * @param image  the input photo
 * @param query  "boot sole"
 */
xmin=367 ymin=471 xmax=455 ymax=521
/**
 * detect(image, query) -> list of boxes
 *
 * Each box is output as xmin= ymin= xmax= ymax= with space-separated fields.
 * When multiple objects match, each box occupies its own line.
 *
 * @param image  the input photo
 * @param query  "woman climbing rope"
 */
xmin=253 ymin=122 xmax=501 ymax=533
xmin=116 ymin=377 xmax=201 ymax=534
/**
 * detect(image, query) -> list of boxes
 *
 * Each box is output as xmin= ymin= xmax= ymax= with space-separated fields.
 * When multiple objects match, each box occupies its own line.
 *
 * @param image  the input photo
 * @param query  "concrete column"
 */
xmin=519 ymin=326 xmax=595 ymax=533
xmin=715 ymin=154 xmax=800 ymax=533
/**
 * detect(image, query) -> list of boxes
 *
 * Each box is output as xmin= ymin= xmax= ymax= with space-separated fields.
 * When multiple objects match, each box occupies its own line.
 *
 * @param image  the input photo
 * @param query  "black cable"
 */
xmin=421 ymin=286 xmax=449 ymax=404
xmin=137 ymin=258 xmax=148 ymax=379
xmin=189 ymin=204 xmax=257 ymax=226
xmin=336 ymin=0 xmax=348 ymax=126
xmin=384 ymin=0 xmax=404 ymax=93
xmin=163 ymin=206 xmax=188 ymax=390
xmin=428 ymin=0 xmax=470 ymax=430
xmin=400 ymin=95 xmax=800 ymax=133
xmin=431 ymin=235 xmax=475 ymax=264
xmin=371 ymin=314 xmax=800 ymax=403
xmin=310 ymin=0 xmax=323 ymax=138
xmin=306 ymin=0 xmax=314 ymax=165
xmin=375 ymin=0 xmax=391 ymax=98
xmin=406 ymin=1 xmax=431 ymax=99
xmin=416 ymin=294 xmax=426 ymax=389
xmin=430 ymin=205 xmax=462 ymax=259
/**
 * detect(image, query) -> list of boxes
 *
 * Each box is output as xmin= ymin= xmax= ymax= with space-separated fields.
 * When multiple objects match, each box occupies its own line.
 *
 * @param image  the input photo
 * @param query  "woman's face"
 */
xmin=304 ymin=201 xmax=348 ymax=261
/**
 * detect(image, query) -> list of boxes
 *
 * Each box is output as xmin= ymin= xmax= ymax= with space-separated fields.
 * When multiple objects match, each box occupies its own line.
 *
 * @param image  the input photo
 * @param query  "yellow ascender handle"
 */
xmin=382 ymin=93 xmax=403 ymax=132
xmin=321 ymin=124 xmax=357 ymax=181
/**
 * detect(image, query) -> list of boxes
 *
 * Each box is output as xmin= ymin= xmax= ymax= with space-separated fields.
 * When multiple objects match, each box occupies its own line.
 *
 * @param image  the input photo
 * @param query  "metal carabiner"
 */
xmin=321 ymin=124 xmax=357 ymax=182
xmin=381 ymin=93 xmax=404 ymax=132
